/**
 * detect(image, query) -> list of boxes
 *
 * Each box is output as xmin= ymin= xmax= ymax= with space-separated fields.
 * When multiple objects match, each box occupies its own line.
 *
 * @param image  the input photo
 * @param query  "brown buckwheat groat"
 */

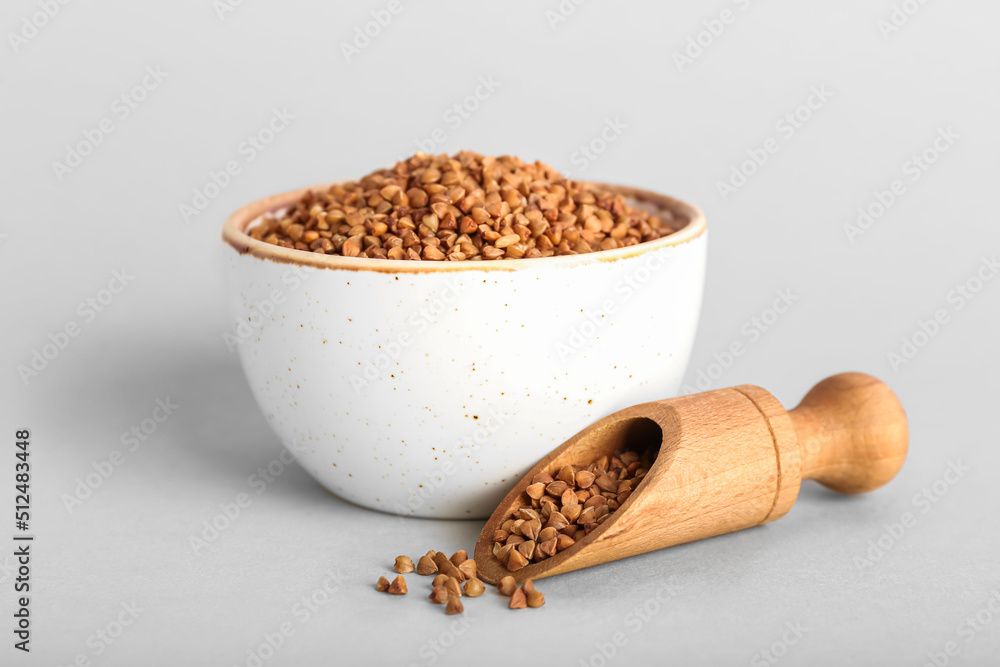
xmin=497 ymin=576 xmax=517 ymax=596
xmin=387 ymin=575 xmax=407 ymax=595
xmin=248 ymin=151 xmax=679 ymax=260
xmin=394 ymin=555 xmax=414 ymax=573
xmin=416 ymin=555 xmax=438 ymax=575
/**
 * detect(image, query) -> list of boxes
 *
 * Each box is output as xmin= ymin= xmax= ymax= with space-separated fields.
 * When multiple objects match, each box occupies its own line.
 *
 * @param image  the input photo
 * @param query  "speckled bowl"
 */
xmin=222 ymin=182 xmax=707 ymax=518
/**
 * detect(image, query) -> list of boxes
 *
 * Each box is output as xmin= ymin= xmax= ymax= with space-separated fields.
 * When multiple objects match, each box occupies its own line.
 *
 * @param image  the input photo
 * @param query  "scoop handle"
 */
xmin=787 ymin=372 xmax=908 ymax=494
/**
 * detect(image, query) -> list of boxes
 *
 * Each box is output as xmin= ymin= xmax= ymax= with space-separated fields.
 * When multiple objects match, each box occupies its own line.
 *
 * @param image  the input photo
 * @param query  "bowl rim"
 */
xmin=221 ymin=180 xmax=707 ymax=273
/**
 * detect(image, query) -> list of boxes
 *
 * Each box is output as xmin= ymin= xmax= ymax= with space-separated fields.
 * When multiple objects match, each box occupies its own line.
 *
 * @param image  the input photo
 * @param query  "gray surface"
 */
xmin=2 ymin=1 xmax=999 ymax=665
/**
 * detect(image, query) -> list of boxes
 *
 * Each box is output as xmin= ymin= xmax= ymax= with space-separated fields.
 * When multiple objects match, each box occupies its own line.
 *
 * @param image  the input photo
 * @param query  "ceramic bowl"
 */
xmin=222 ymin=182 xmax=706 ymax=518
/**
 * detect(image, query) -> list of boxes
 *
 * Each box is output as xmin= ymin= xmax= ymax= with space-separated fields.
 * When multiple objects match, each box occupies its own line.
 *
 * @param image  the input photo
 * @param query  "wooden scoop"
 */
xmin=474 ymin=372 xmax=908 ymax=584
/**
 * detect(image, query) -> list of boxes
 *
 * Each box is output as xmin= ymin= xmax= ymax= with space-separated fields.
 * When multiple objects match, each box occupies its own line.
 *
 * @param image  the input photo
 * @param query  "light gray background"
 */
xmin=2 ymin=1 xmax=999 ymax=665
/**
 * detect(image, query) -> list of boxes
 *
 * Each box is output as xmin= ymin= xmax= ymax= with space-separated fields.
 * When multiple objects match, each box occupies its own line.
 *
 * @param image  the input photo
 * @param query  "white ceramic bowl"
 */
xmin=222 ymin=183 xmax=706 ymax=518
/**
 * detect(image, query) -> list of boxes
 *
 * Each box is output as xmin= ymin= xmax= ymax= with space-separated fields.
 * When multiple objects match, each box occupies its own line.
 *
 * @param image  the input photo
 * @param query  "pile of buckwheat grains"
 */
xmin=248 ymin=151 xmax=680 ymax=260
xmin=372 ymin=449 xmax=652 ymax=613
xmin=375 ymin=549 xmax=544 ymax=614
xmin=492 ymin=449 xmax=652 ymax=570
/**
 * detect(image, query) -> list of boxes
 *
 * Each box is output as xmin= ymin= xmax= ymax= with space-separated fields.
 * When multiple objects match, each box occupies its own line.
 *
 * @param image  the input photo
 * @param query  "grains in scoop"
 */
xmin=248 ymin=151 xmax=681 ymax=260
xmin=492 ymin=449 xmax=653 ymax=571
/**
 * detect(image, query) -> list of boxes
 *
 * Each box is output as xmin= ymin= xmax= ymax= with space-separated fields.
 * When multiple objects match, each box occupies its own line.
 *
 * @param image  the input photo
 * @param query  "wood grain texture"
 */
xmin=474 ymin=373 xmax=908 ymax=584
xmin=732 ymin=384 xmax=801 ymax=524
xmin=789 ymin=372 xmax=908 ymax=493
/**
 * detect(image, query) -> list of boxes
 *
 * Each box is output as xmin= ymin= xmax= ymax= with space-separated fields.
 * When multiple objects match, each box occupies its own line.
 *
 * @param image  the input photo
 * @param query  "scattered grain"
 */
xmin=464 ymin=579 xmax=485 ymax=597
xmin=526 ymin=591 xmax=545 ymax=608
xmin=509 ymin=588 xmax=527 ymax=609
xmin=387 ymin=575 xmax=407 ymax=595
xmin=498 ymin=576 xmax=518 ymax=596
xmin=394 ymin=555 xmax=415 ymax=574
